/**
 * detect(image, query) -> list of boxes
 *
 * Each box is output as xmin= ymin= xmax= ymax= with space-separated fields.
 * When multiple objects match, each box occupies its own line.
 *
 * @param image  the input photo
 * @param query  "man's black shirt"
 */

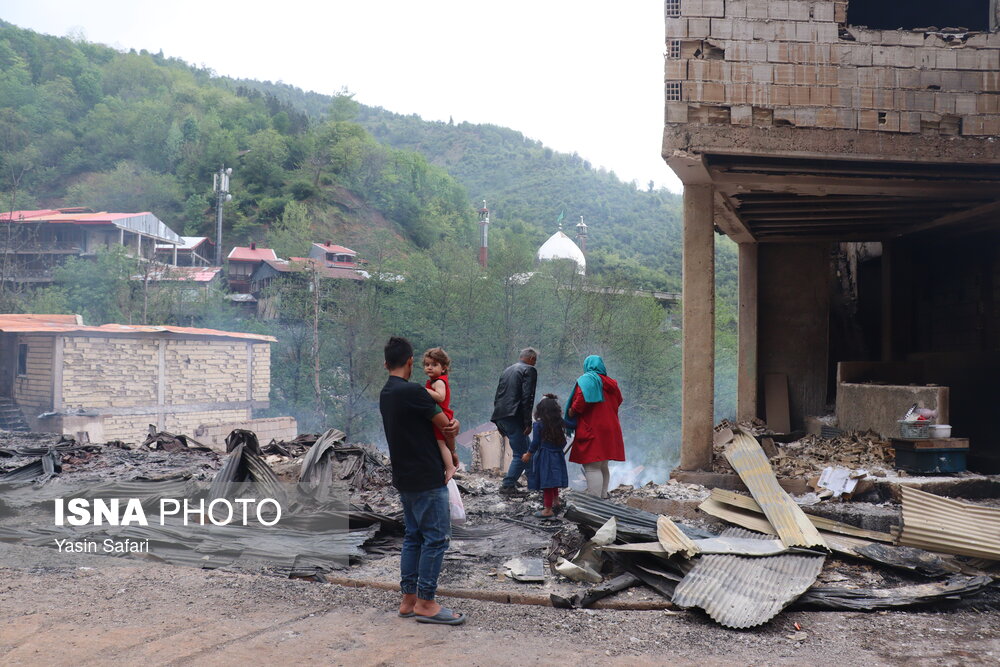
xmin=379 ymin=375 xmax=444 ymax=492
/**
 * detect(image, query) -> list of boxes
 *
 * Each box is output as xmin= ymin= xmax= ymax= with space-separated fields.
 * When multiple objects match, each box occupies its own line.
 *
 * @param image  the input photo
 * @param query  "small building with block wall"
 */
xmin=0 ymin=314 xmax=295 ymax=444
xmin=664 ymin=0 xmax=1000 ymax=471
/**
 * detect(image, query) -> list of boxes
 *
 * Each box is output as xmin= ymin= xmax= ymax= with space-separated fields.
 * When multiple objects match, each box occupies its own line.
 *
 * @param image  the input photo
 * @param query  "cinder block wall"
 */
xmin=63 ymin=337 xmax=158 ymax=408
xmin=194 ymin=416 xmax=299 ymax=452
xmin=58 ymin=334 xmax=272 ymax=443
xmin=164 ymin=339 xmax=249 ymax=404
xmin=665 ymin=0 xmax=1000 ymax=135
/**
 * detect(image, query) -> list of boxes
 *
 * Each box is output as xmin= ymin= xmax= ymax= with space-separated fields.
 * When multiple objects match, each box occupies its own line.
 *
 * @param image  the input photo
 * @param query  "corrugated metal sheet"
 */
xmin=672 ymin=527 xmax=825 ymax=628
xmin=710 ymin=488 xmax=894 ymax=543
xmin=563 ymin=490 xmax=715 ymax=543
xmin=898 ymin=486 xmax=1000 ymax=560
xmin=0 ymin=314 xmax=275 ymax=342
xmin=657 ymin=515 xmax=698 ymax=557
xmin=1 ymin=209 xmax=182 ymax=243
xmin=725 ymin=432 xmax=827 ymax=549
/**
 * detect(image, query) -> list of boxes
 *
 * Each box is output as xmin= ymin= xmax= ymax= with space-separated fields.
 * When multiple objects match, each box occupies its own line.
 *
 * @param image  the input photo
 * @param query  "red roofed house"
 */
xmin=308 ymin=241 xmax=358 ymax=268
xmin=249 ymin=257 xmax=365 ymax=319
xmin=226 ymin=243 xmax=277 ymax=293
xmin=0 ymin=208 xmax=183 ymax=282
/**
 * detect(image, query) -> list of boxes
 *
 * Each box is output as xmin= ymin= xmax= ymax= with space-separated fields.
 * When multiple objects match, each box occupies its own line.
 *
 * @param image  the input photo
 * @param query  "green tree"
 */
xmin=266 ymin=200 xmax=312 ymax=258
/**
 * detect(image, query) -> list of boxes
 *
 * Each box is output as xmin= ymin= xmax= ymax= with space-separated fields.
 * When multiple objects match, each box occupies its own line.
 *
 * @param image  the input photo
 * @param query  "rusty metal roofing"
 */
xmin=671 ymin=527 xmax=825 ymax=628
xmin=0 ymin=314 xmax=275 ymax=342
xmin=724 ymin=431 xmax=827 ymax=550
xmin=898 ymin=486 xmax=1000 ymax=560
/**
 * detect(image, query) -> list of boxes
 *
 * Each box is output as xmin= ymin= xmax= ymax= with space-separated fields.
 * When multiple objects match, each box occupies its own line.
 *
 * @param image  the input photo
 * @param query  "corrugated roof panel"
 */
xmin=657 ymin=515 xmax=699 ymax=558
xmin=725 ymin=432 xmax=827 ymax=549
xmin=672 ymin=527 xmax=825 ymax=628
xmin=898 ymin=486 xmax=1000 ymax=560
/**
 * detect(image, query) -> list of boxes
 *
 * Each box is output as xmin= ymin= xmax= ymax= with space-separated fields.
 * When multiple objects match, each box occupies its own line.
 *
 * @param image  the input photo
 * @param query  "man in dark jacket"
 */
xmin=490 ymin=347 xmax=538 ymax=491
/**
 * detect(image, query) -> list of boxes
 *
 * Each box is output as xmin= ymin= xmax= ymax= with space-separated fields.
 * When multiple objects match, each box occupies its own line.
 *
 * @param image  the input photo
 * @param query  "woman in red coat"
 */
xmin=566 ymin=355 xmax=625 ymax=498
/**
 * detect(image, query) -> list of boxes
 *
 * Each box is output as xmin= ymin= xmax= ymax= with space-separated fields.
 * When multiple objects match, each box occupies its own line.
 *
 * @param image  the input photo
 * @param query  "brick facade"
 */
xmin=665 ymin=0 xmax=1000 ymax=135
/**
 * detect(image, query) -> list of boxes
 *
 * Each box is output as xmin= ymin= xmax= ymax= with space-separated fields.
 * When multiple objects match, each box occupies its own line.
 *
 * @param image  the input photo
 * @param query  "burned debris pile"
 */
xmin=550 ymin=430 xmax=998 ymax=628
xmin=1 ymin=424 xmax=997 ymax=629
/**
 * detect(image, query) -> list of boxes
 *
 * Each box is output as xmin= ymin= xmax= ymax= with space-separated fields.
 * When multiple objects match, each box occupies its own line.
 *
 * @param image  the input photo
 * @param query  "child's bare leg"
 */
xmin=438 ymin=440 xmax=457 ymax=481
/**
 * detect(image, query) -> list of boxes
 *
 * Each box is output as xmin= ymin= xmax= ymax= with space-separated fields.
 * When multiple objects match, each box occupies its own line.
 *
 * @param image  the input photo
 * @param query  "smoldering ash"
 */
xmin=53 ymin=498 xmax=282 ymax=527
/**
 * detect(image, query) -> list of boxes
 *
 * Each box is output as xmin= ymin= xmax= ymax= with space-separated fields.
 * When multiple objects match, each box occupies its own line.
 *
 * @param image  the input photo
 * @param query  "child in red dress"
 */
xmin=423 ymin=347 xmax=458 ymax=482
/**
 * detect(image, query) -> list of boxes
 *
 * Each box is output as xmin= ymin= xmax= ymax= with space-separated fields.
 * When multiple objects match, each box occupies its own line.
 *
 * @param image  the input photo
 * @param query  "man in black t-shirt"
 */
xmin=379 ymin=336 xmax=465 ymax=625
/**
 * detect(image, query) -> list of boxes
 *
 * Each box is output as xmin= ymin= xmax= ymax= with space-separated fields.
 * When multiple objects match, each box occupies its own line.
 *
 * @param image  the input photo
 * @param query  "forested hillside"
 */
xmin=0 ymin=20 xmax=473 ymax=260
xmin=236 ymin=80 xmax=698 ymax=292
xmin=0 ymin=21 xmax=739 ymax=475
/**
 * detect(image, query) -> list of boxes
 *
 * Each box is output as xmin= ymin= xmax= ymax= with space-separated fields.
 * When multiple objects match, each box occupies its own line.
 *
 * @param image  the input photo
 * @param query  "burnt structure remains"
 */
xmin=664 ymin=1 xmax=1000 ymax=471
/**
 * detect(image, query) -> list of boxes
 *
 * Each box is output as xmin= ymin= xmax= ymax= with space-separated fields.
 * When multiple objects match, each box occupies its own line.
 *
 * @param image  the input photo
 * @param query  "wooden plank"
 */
xmin=897 ymin=200 xmax=1000 ymax=237
xmin=714 ymin=192 xmax=755 ymax=243
xmin=764 ymin=373 xmax=790 ymax=433
xmin=891 ymin=438 xmax=969 ymax=451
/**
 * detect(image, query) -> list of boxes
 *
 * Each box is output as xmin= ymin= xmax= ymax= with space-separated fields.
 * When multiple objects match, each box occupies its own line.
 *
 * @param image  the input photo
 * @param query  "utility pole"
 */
xmin=478 ymin=200 xmax=490 ymax=268
xmin=213 ymin=166 xmax=232 ymax=265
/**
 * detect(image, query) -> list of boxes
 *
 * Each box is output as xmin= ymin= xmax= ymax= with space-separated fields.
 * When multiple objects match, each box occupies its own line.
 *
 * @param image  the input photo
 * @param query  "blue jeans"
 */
xmin=497 ymin=416 xmax=529 ymax=488
xmin=399 ymin=485 xmax=451 ymax=601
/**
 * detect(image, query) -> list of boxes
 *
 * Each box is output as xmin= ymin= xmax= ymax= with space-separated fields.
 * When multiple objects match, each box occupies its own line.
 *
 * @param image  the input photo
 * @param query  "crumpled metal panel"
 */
xmin=725 ymin=432 xmax=827 ymax=549
xmin=672 ymin=528 xmax=825 ymax=628
xmin=899 ymin=486 xmax=1000 ymax=560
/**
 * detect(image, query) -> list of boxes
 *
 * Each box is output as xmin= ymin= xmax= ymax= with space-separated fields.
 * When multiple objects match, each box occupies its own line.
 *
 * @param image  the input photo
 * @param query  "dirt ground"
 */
xmin=0 ymin=546 xmax=998 ymax=667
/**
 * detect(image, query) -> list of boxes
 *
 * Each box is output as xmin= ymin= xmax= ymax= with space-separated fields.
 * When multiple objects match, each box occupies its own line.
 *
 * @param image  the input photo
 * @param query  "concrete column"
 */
xmin=880 ymin=242 xmax=894 ymax=361
xmin=737 ymin=242 xmax=758 ymax=421
xmin=680 ymin=184 xmax=715 ymax=471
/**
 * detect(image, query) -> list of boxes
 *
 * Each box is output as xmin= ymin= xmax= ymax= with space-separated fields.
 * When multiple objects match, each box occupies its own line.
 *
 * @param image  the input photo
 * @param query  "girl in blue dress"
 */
xmin=521 ymin=393 xmax=570 ymax=518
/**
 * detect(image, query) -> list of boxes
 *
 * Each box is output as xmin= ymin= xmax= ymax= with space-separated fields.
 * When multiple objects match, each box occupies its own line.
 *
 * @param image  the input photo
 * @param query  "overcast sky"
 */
xmin=4 ymin=1 xmax=681 ymax=192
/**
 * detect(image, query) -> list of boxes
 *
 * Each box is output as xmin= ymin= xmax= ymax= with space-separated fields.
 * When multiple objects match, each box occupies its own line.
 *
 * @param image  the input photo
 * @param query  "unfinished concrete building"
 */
xmin=0 ymin=314 xmax=295 ymax=445
xmin=665 ymin=1 xmax=1000 ymax=471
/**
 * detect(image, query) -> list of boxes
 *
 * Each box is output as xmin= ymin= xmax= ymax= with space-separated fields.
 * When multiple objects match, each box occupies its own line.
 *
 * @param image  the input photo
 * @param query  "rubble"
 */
xmin=1 ymin=425 xmax=997 ymax=631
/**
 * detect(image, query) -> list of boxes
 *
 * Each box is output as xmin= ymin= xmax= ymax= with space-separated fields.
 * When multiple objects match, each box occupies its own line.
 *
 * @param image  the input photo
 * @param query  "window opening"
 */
xmin=666 ymin=81 xmax=682 ymax=102
xmin=666 ymin=0 xmax=681 ymax=18
xmin=17 ymin=344 xmax=27 ymax=377
xmin=848 ymin=0 xmax=991 ymax=33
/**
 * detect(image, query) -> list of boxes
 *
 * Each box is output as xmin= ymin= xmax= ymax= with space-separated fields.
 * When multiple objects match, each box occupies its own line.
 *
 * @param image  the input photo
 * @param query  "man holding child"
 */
xmin=379 ymin=336 xmax=465 ymax=625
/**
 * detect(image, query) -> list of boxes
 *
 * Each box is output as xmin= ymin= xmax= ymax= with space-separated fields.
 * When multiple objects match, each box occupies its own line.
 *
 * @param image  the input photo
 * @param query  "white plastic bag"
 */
xmin=447 ymin=478 xmax=466 ymax=525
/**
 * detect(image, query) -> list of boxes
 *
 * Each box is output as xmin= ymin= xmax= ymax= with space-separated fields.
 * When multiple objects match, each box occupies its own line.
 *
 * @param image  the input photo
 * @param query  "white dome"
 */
xmin=537 ymin=231 xmax=586 ymax=274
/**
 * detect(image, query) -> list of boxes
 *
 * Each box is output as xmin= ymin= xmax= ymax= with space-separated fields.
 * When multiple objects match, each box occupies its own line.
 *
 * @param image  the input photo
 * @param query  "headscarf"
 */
xmin=566 ymin=355 xmax=606 ymax=419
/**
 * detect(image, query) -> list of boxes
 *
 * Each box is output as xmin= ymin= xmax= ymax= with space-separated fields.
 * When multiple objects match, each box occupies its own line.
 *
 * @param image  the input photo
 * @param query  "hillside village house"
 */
xmin=0 ymin=208 xmax=183 ymax=283
xmin=0 ymin=314 xmax=295 ymax=447
xmin=155 ymin=236 xmax=215 ymax=267
xmin=226 ymin=244 xmax=278 ymax=293
xmin=307 ymin=241 xmax=359 ymax=268
xmin=665 ymin=0 xmax=1000 ymax=472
